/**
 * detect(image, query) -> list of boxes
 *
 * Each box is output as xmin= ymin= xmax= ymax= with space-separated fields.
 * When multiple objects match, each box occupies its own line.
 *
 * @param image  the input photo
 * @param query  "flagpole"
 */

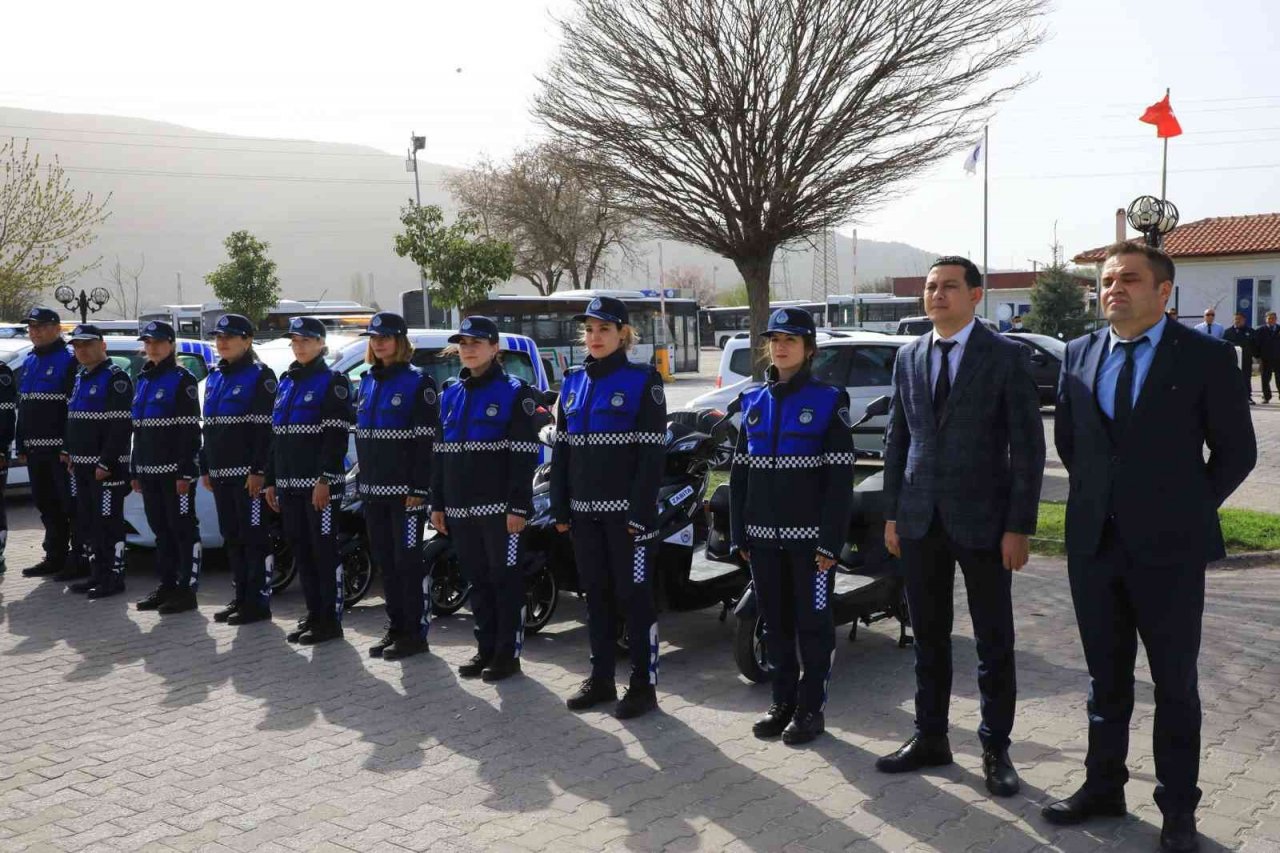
xmin=982 ymin=124 xmax=989 ymax=321
xmin=1161 ymin=87 xmax=1170 ymax=202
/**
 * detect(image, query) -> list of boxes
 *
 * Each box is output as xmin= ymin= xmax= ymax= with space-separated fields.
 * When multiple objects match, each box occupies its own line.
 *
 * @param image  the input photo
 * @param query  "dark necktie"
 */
xmin=933 ymin=340 xmax=957 ymax=419
xmin=1112 ymin=337 xmax=1146 ymax=432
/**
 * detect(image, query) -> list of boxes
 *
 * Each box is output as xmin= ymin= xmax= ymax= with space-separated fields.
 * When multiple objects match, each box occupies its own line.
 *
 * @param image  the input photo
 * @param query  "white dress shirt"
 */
xmin=929 ymin=317 xmax=977 ymax=392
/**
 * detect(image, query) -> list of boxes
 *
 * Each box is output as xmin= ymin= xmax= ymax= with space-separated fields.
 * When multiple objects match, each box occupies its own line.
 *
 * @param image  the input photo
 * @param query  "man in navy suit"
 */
xmin=877 ymin=256 xmax=1045 ymax=798
xmin=1043 ymin=242 xmax=1256 ymax=852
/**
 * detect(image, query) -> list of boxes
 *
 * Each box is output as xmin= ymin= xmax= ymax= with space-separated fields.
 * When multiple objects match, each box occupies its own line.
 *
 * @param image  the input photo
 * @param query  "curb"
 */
xmin=1210 ymin=550 xmax=1280 ymax=570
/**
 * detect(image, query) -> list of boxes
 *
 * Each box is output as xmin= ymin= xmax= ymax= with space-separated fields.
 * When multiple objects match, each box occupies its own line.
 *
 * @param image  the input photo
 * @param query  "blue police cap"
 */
xmin=763 ymin=306 xmax=817 ymax=338
xmin=69 ymin=324 xmax=104 ymax=342
xmin=359 ymin=311 xmax=408 ymax=337
xmin=213 ymin=314 xmax=255 ymax=337
xmin=284 ymin=316 xmax=327 ymax=339
xmin=573 ymin=296 xmax=629 ymax=326
xmin=138 ymin=320 xmax=176 ymax=343
xmin=448 ymin=315 xmax=499 ymax=344
xmin=26 ymin=306 xmax=60 ymax=325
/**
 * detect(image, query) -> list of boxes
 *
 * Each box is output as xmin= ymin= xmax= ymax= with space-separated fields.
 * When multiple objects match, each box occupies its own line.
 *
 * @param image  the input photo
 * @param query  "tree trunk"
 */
xmin=734 ymin=249 xmax=776 ymax=381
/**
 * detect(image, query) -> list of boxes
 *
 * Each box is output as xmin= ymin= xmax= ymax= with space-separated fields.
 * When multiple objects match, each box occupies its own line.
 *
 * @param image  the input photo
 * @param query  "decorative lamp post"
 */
xmin=54 ymin=285 xmax=111 ymax=324
xmin=1126 ymin=195 xmax=1180 ymax=249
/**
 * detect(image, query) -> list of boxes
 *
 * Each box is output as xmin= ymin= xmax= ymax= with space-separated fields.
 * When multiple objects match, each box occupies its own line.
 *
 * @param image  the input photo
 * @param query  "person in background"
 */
xmin=1193 ymin=309 xmax=1224 ymax=339
xmin=1222 ymin=312 xmax=1256 ymax=405
xmin=1009 ymin=316 xmax=1024 ymax=332
xmin=1255 ymin=311 xmax=1279 ymax=404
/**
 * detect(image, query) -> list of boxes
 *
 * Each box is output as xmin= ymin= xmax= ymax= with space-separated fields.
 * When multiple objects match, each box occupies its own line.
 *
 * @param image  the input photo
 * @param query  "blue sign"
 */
xmin=639 ymin=289 xmax=660 ymax=297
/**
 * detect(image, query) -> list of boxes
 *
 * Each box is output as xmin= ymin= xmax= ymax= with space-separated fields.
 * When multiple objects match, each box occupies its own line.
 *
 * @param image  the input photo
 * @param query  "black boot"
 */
xmin=458 ymin=652 xmax=491 ymax=679
xmin=157 ymin=588 xmax=199 ymax=614
xmin=875 ymin=734 xmax=954 ymax=773
xmin=752 ymin=703 xmax=796 ymax=739
xmin=86 ymin=580 xmax=125 ymax=599
xmin=298 ymin=619 xmax=344 ymax=645
xmin=615 ymin=682 xmax=658 ymax=720
xmin=286 ymin=617 xmax=312 ymax=644
xmin=213 ymin=602 xmax=239 ymax=623
xmin=382 ymin=634 xmax=429 ymax=661
xmin=481 ymin=656 xmax=521 ymax=682
xmin=22 ymin=557 xmax=64 ymax=578
xmin=135 ymin=585 xmax=174 ymax=611
xmin=1041 ymin=785 xmax=1127 ymax=826
xmin=782 ymin=709 xmax=825 ymax=745
xmin=52 ymin=563 xmax=90 ymax=583
xmin=368 ymin=626 xmax=398 ymax=659
xmin=1160 ymin=814 xmax=1199 ymax=852
xmin=982 ymin=748 xmax=1020 ymax=797
xmin=566 ymin=678 xmax=617 ymax=711
xmin=68 ymin=579 xmax=95 ymax=594
xmin=226 ymin=606 xmax=271 ymax=626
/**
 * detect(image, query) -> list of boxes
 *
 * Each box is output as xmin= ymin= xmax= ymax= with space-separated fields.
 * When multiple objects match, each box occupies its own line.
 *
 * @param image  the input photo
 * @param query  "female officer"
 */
xmin=264 ymin=317 xmax=354 ymax=645
xmin=550 ymin=296 xmax=667 ymax=719
xmin=355 ymin=312 xmax=438 ymax=661
xmin=201 ymin=314 xmax=278 ymax=626
xmin=430 ymin=316 xmax=539 ymax=681
xmin=131 ymin=320 xmax=203 ymax=615
xmin=728 ymin=306 xmax=854 ymax=745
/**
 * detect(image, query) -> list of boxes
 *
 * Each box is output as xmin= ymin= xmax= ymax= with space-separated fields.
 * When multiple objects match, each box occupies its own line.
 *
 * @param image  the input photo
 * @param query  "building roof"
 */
xmin=890 ymin=270 xmax=1092 ymax=298
xmin=1073 ymin=213 xmax=1280 ymax=264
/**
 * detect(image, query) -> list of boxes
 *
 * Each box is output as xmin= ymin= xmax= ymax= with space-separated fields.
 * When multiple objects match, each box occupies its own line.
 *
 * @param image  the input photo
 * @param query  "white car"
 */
xmin=686 ymin=332 xmax=915 ymax=453
xmin=712 ymin=330 xmax=838 ymax=390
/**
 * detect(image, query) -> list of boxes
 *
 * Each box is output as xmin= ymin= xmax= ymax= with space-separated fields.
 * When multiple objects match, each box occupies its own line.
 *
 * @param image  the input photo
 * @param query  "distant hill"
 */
xmin=1 ymin=106 xmax=941 ymax=315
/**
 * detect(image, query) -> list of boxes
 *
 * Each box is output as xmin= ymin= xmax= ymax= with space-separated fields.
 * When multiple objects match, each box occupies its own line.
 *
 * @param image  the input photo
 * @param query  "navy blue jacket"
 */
xmin=200 ymin=353 xmax=277 ymax=482
xmin=431 ymin=364 xmax=538 ymax=519
xmin=266 ymin=357 xmax=353 ymax=492
xmin=131 ymin=355 xmax=201 ymax=480
xmin=0 ymin=362 xmax=15 ymax=458
xmin=355 ymin=362 xmax=438 ymax=500
xmin=549 ymin=349 xmax=667 ymax=533
xmin=16 ymin=338 xmax=78 ymax=456
xmin=729 ymin=367 xmax=854 ymax=558
xmin=65 ymin=359 xmax=133 ymax=484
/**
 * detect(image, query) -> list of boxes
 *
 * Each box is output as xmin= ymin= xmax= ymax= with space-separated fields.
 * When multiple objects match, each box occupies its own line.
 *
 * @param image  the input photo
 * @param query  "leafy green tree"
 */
xmin=1026 ymin=263 xmax=1091 ymax=339
xmin=393 ymin=205 xmax=515 ymax=309
xmin=205 ymin=231 xmax=281 ymax=324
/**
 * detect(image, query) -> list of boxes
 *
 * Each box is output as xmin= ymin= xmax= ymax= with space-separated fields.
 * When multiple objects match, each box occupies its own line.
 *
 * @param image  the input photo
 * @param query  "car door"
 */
xmin=842 ymin=344 xmax=900 ymax=452
xmin=1005 ymin=337 xmax=1058 ymax=403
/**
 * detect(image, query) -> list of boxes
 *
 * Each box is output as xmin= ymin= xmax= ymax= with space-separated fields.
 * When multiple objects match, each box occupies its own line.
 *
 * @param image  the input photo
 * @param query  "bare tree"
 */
xmin=447 ymin=142 xmax=639 ymax=296
xmin=536 ymin=0 xmax=1046 ymax=375
xmin=663 ymin=265 xmax=718 ymax=306
xmin=101 ymin=254 xmax=144 ymax=319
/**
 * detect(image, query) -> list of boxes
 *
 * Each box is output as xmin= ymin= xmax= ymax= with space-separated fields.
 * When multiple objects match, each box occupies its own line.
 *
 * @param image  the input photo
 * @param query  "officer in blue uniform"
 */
xmin=0 ymin=356 xmax=16 ymax=574
xmin=729 ymin=307 xmax=854 ymax=745
xmin=355 ymin=312 xmax=438 ymax=661
xmin=18 ymin=307 xmax=80 ymax=579
xmin=551 ymin=296 xmax=667 ymax=718
xmin=430 ymin=316 xmax=540 ymax=681
xmin=265 ymin=317 xmax=354 ymax=645
xmin=200 ymin=314 xmax=278 ymax=626
xmin=62 ymin=324 xmax=133 ymax=598
xmin=131 ymin=321 xmax=203 ymax=614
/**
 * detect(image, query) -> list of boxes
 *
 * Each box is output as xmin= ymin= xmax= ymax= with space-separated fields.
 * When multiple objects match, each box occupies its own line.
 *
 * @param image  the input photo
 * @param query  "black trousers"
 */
xmin=364 ymin=500 xmax=429 ymax=640
xmin=1262 ymin=359 xmax=1277 ymax=402
xmin=28 ymin=454 xmax=72 ymax=567
xmin=1241 ymin=355 xmax=1254 ymax=399
xmin=1067 ymin=525 xmax=1205 ymax=816
xmin=211 ymin=482 xmax=272 ymax=611
xmin=452 ymin=514 xmax=524 ymax=659
xmin=750 ymin=545 xmax=836 ymax=711
xmin=140 ymin=479 xmax=201 ymax=591
xmin=570 ymin=515 xmax=658 ymax=686
xmin=900 ymin=514 xmax=1017 ymax=751
xmin=71 ymin=466 xmax=128 ymax=588
xmin=0 ymin=467 xmax=8 ymax=557
xmin=279 ymin=491 xmax=343 ymax=625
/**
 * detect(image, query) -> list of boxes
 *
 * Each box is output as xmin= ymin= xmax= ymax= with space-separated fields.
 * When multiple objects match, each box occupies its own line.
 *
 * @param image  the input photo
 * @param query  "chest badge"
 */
xmin=231 ymin=385 xmax=242 ymax=396
xmin=304 ymin=391 xmax=314 ymax=402
xmin=391 ymin=393 xmax=403 ymax=407
xmin=45 ymin=366 xmax=54 ymax=376
xmin=565 ymin=391 xmax=576 ymax=409
xmin=89 ymin=386 xmax=98 ymax=395
xmin=610 ymin=392 xmax=625 ymax=408
xmin=485 ymin=403 xmax=499 ymax=417
xmin=747 ymin=410 xmax=760 ymax=426
xmin=798 ymin=408 xmax=814 ymax=425
xmin=154 ymin=389 xmax=165 ymax=400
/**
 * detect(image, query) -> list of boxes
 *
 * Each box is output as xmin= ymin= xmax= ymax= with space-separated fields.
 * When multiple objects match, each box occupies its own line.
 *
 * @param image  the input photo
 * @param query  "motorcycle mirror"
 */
xmin=539 ymin=389 xmax=559 ymax=408
xmin=537 ymin=423 xmax=557 ymax=448
xmin=862 ymin=395 xmax=891 ymax=419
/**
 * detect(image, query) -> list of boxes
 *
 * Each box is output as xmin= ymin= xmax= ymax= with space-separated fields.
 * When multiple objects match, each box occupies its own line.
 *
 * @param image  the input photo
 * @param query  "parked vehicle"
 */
xmin=1001 ymin=331 xmax=1066 ymax=406
xmin=895 ymin=315 xmax=999 ymax=336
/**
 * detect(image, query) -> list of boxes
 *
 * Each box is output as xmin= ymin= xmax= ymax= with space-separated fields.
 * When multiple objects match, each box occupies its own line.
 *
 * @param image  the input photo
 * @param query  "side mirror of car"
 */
xmin=862 ymin=395 xmax=891 ymax=419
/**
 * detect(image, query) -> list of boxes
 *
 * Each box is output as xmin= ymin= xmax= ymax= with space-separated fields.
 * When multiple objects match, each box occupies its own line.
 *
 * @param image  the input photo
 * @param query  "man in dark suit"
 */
xmin=877 ymin=256 xmax=1046 ymax=798
xmin=1258 ymin=310 xmax=1279 ymax=403
xmin=1043 ymin=242 xmax=1256 ymax=852
xmin=1221 ymin=312 xmax=1255 ymax=404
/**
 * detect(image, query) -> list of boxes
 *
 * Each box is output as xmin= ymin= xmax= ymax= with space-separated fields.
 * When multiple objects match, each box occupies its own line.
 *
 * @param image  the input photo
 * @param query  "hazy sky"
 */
xmin=3 ymin=0 xmax=1278 ymax=274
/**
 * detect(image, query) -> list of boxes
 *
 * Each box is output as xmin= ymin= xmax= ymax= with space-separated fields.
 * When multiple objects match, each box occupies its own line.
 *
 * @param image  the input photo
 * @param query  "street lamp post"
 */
xmin=407 ymin=133 xmax=430 ymax=326
xmin=1126 ymin=195 xmax=1180 ymax=249
xmin=53 ymin=285 xmax=110 ymax=324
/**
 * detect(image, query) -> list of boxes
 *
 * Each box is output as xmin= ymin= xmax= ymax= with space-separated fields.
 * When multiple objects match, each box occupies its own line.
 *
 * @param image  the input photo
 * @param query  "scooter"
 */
xmin=703 ymin=395 xmax=912 ymax=683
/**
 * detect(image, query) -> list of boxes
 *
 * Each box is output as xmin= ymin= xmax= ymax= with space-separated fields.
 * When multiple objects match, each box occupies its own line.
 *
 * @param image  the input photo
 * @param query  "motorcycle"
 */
xmin=703 ymin=394 xmax=912 ymax=683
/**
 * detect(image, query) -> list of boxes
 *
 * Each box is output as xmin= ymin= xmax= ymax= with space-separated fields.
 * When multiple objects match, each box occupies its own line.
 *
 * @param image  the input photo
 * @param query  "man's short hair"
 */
xmin=1103 ymin=240 xmax=1175 ymax=285
xmin=929 ymin=256 xmax=983 ymax=288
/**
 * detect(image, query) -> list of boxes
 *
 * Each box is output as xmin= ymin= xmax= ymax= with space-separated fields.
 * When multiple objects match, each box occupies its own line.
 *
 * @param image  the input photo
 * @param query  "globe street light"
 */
xmin=54 ymin=285 xmax=111 ymax=324
xmin=1126 ymin=195 xmax=1180 ymax=249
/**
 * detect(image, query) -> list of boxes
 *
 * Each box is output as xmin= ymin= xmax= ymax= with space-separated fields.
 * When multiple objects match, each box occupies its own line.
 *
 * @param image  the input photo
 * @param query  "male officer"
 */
xmin=63 ymin=324 xmax=134 ymax=598
xmin=1221 ymin=312 xmax=1256 ymax=404
xmin=878 ymin=256 xmax=1045 ymax=798
xmin=1192 ymin=309 xmax=1224 ymax=339
xmin=0 ymin=356 xmax=15 ymax=573
xmin=1044 ymin=242 xmax=1255 ymax=852
xmin=17 ymin=307 xmax=80 ymax=579
xmin=1256 ymin=310 xmax=1279 ymax=404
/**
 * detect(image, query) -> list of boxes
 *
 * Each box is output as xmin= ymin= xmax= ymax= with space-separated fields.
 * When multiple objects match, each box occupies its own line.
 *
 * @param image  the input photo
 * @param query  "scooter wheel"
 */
xmin=734 ymin=613 xmax=772 ymax=684
xmin=343 ymin=548 xmax=374 ymax=608
xmin=268 ymin=532 xmax=296 ymax=593
xmin=428 ymin=552 xmax=470 ymax=616
xmin=523 ymin=565 xmax=558 ymax=635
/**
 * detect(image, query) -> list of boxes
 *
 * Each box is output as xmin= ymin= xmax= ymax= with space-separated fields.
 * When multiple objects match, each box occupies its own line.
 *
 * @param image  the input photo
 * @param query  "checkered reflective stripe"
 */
xmin=443 ymin=503 xmax=506 ymax=519
xmin=732 ymin=454 xmax=825 ymax=469
xmin=178 ymin=492 xmax=192 ymax=516
xmin=132 ymin=415 xmax=199 ymax=428
xmin=190 ymin=543 xmax=202 ymax=588
xmin=745 ymin=524 xmax=821 ymax=540
xmin=203 ymin=414 xmax=271 ymax=425
xmin=506 ymin=534 xmax=519 ymax=567
xmin=405 ymin=514 xmax=420 ymax=549
xmin=354 ymin=428 xmax=414 ymax=440
xmin=569 ymin=498 xmax=630 ymax=513
xmin=647 ymin=622 xmax=659 ymax=685
xmin=19 ymin=392 xmax=66 ymax=401
xmin=273 ymin=424 xmax=322 ymax=435
xmin=509 ymin=441 xmax=540 ymax=454
xmin=134 ymin=463 xmax=180 ymax=475
xmin=320 ymin=503 xmax=334 ymax=535
xmin=633 ymin=543 xmax=648 ymax=584
xmin=825 ymin=452 xmax=855 ymax=466
xmin=100 ymin=487 xmax=112 ymax=518
xmin=420 ymin=574 xmax=432 ymax=635
xmin=23 ymin=437 xmax=64 ymax=448
xmin=558 ymin=431 xmax=665 ymax=447
xmin=274 ymin=477 xmax=320 ymax=489
xmin=434 ymin=440 xmax=519 ymax=453
xmin=814 ymin=570 xmax=829 ymax=611
xmin=250 ymin=496 xmax=262 ymax=527
xmin=67 ymin=410 xmax=131 ymax=420
xmin=414 ymin=426 xmax=437 ymax=439
xmin=0 ymin=402 xmax=15 ymax=411
xmin=68 ymin=473 xmax=77 ymax=497
xmin=357 ymin=483 xmax=412 ymax=497
xmin=208 ymin=466 xmax=252 ymax=479
xmin=68 ymin=454 xmax=102 ymax=465
xmin=321 ymin=419 xmax=349 ymax=429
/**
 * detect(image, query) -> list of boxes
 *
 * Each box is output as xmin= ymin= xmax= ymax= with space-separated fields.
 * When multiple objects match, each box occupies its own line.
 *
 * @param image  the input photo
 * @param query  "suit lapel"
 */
xmin=1079 ymin=328 xmax=1110 ymax=438
xmin=912 ymin=336 xmax=934 ymax=425
xmin=938 ymin=321 xmax=989 ymax=429
xmin=1126 ymin=320 xmax=1180 ymax=431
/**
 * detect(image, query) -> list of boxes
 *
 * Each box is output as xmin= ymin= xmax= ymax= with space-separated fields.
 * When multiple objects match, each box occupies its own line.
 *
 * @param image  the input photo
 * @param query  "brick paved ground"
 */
xmin=1 ymin=498 xmax=1278 ymax=852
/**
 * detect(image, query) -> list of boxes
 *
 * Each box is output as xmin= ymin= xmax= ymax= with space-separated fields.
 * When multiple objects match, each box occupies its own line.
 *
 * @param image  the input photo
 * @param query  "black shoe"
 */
xmin=285 ymin=618 xmax=312 ymax=644
xmin=382 ymin=634 xmax=429 ymax=661
xmin=1041 ymin=785 xmax=1127 ymax=826
xmin=298 ymin=621 xmax=344 ymax=645
xmin=213 ymin=602 xmax=239 ymax=623
xmin=566 ymin=678 xmax=618 ymax=711
xmin=458 ymin=653 xmax=491 ymax=679
xmin=782 ymin=710 xmax=825 ymax=745
xmin=752 ymin=703 xmax=795 ymax=739
xmin=983 ymin=748 xmax=1020 ymax=797
xmin=52 ymin=564 xmax=90 ymax=583
xmin=135 ymin=586 xmax=174 ymax=611
xmin=368 ymin=626 xmax=398 ymax=659
xmin=0 ymin=557 xmax=6 ymax=575
xmin=86 ymin=583 xmax=125 ymax=600
xmin=875 ymin=734 xmax=954 ymax=773
xmin=68 ymin=579 xmax=95 ymax=594
xmin=481 ymin=656 xmax=521 ymax=682
xmin=226 ymin=607 xmax=271 ymax=626
xmin=615 ymin=683 xmax=658 ymax=720
xmin=1160 ymin=814 xmax=1199 ymax=852
xmin=22 ymin=559 xmax=63 ymax=578
xmin=157 ymin=588 xmax=198 ymax=614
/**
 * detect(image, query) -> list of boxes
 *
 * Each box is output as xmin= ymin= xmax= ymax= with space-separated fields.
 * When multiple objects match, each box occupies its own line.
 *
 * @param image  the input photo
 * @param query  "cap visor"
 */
xmin=762 ymin=326 xmax=813 ymax=338
xmin=69 ymin=334 xmax=100 ymax=341
xmin=573 ymin=310 xmax=622 ymax=324
xmin=284 ymin=332 xmax=322 ymax=339
xmin=447 ymin=332 xmax=491 ymax=343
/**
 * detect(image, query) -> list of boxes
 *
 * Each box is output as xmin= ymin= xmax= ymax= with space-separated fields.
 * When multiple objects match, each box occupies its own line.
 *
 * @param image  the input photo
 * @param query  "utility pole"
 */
xmin=176 ymin=272 xmax=184 ymax=304
xmin=408 ymin=132 xmax=428 ymax=325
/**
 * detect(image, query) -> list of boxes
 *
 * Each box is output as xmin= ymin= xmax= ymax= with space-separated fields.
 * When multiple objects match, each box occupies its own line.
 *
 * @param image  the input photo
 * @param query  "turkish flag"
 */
xmin=1140 ymin=94 xmax=1183 ymax=138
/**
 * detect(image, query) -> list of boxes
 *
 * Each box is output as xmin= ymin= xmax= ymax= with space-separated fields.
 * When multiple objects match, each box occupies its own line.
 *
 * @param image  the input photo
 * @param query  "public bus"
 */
xmin=138 ymin=305 xmax=204 ymax=338
xmin=826 ymin=293 xmax=922 ymax=333
xmin=699 ymin=301 xmax=828 ymax=348
xmin=464 ymin=289 xmax=701 ymax=382
xmin=191 ymin=300 xmax=376 ymax=339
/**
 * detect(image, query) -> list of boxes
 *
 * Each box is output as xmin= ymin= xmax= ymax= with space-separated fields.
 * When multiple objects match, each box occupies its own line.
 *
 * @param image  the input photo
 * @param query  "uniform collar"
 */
xmin=35 ymin=338 xmax=68 ymax=356
xmin=371 ymin=361 xmax=412 ymax=380
xmin=79 ymin=358 xmax=111 ymax=377
xmin=218 ymin=351 xmax=256 ymax=373
xmin=287 ymin=356 xmax=327 ymax=378
xmin=766 ymin=364 xmax=811 ymax=397
xmin=584 ymin=348 xmax=628 ymax=379
xmin=460 ymin=361 xmax=505 ymax=388
xmin=141 ymin=354 xmax=177 ymax=376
